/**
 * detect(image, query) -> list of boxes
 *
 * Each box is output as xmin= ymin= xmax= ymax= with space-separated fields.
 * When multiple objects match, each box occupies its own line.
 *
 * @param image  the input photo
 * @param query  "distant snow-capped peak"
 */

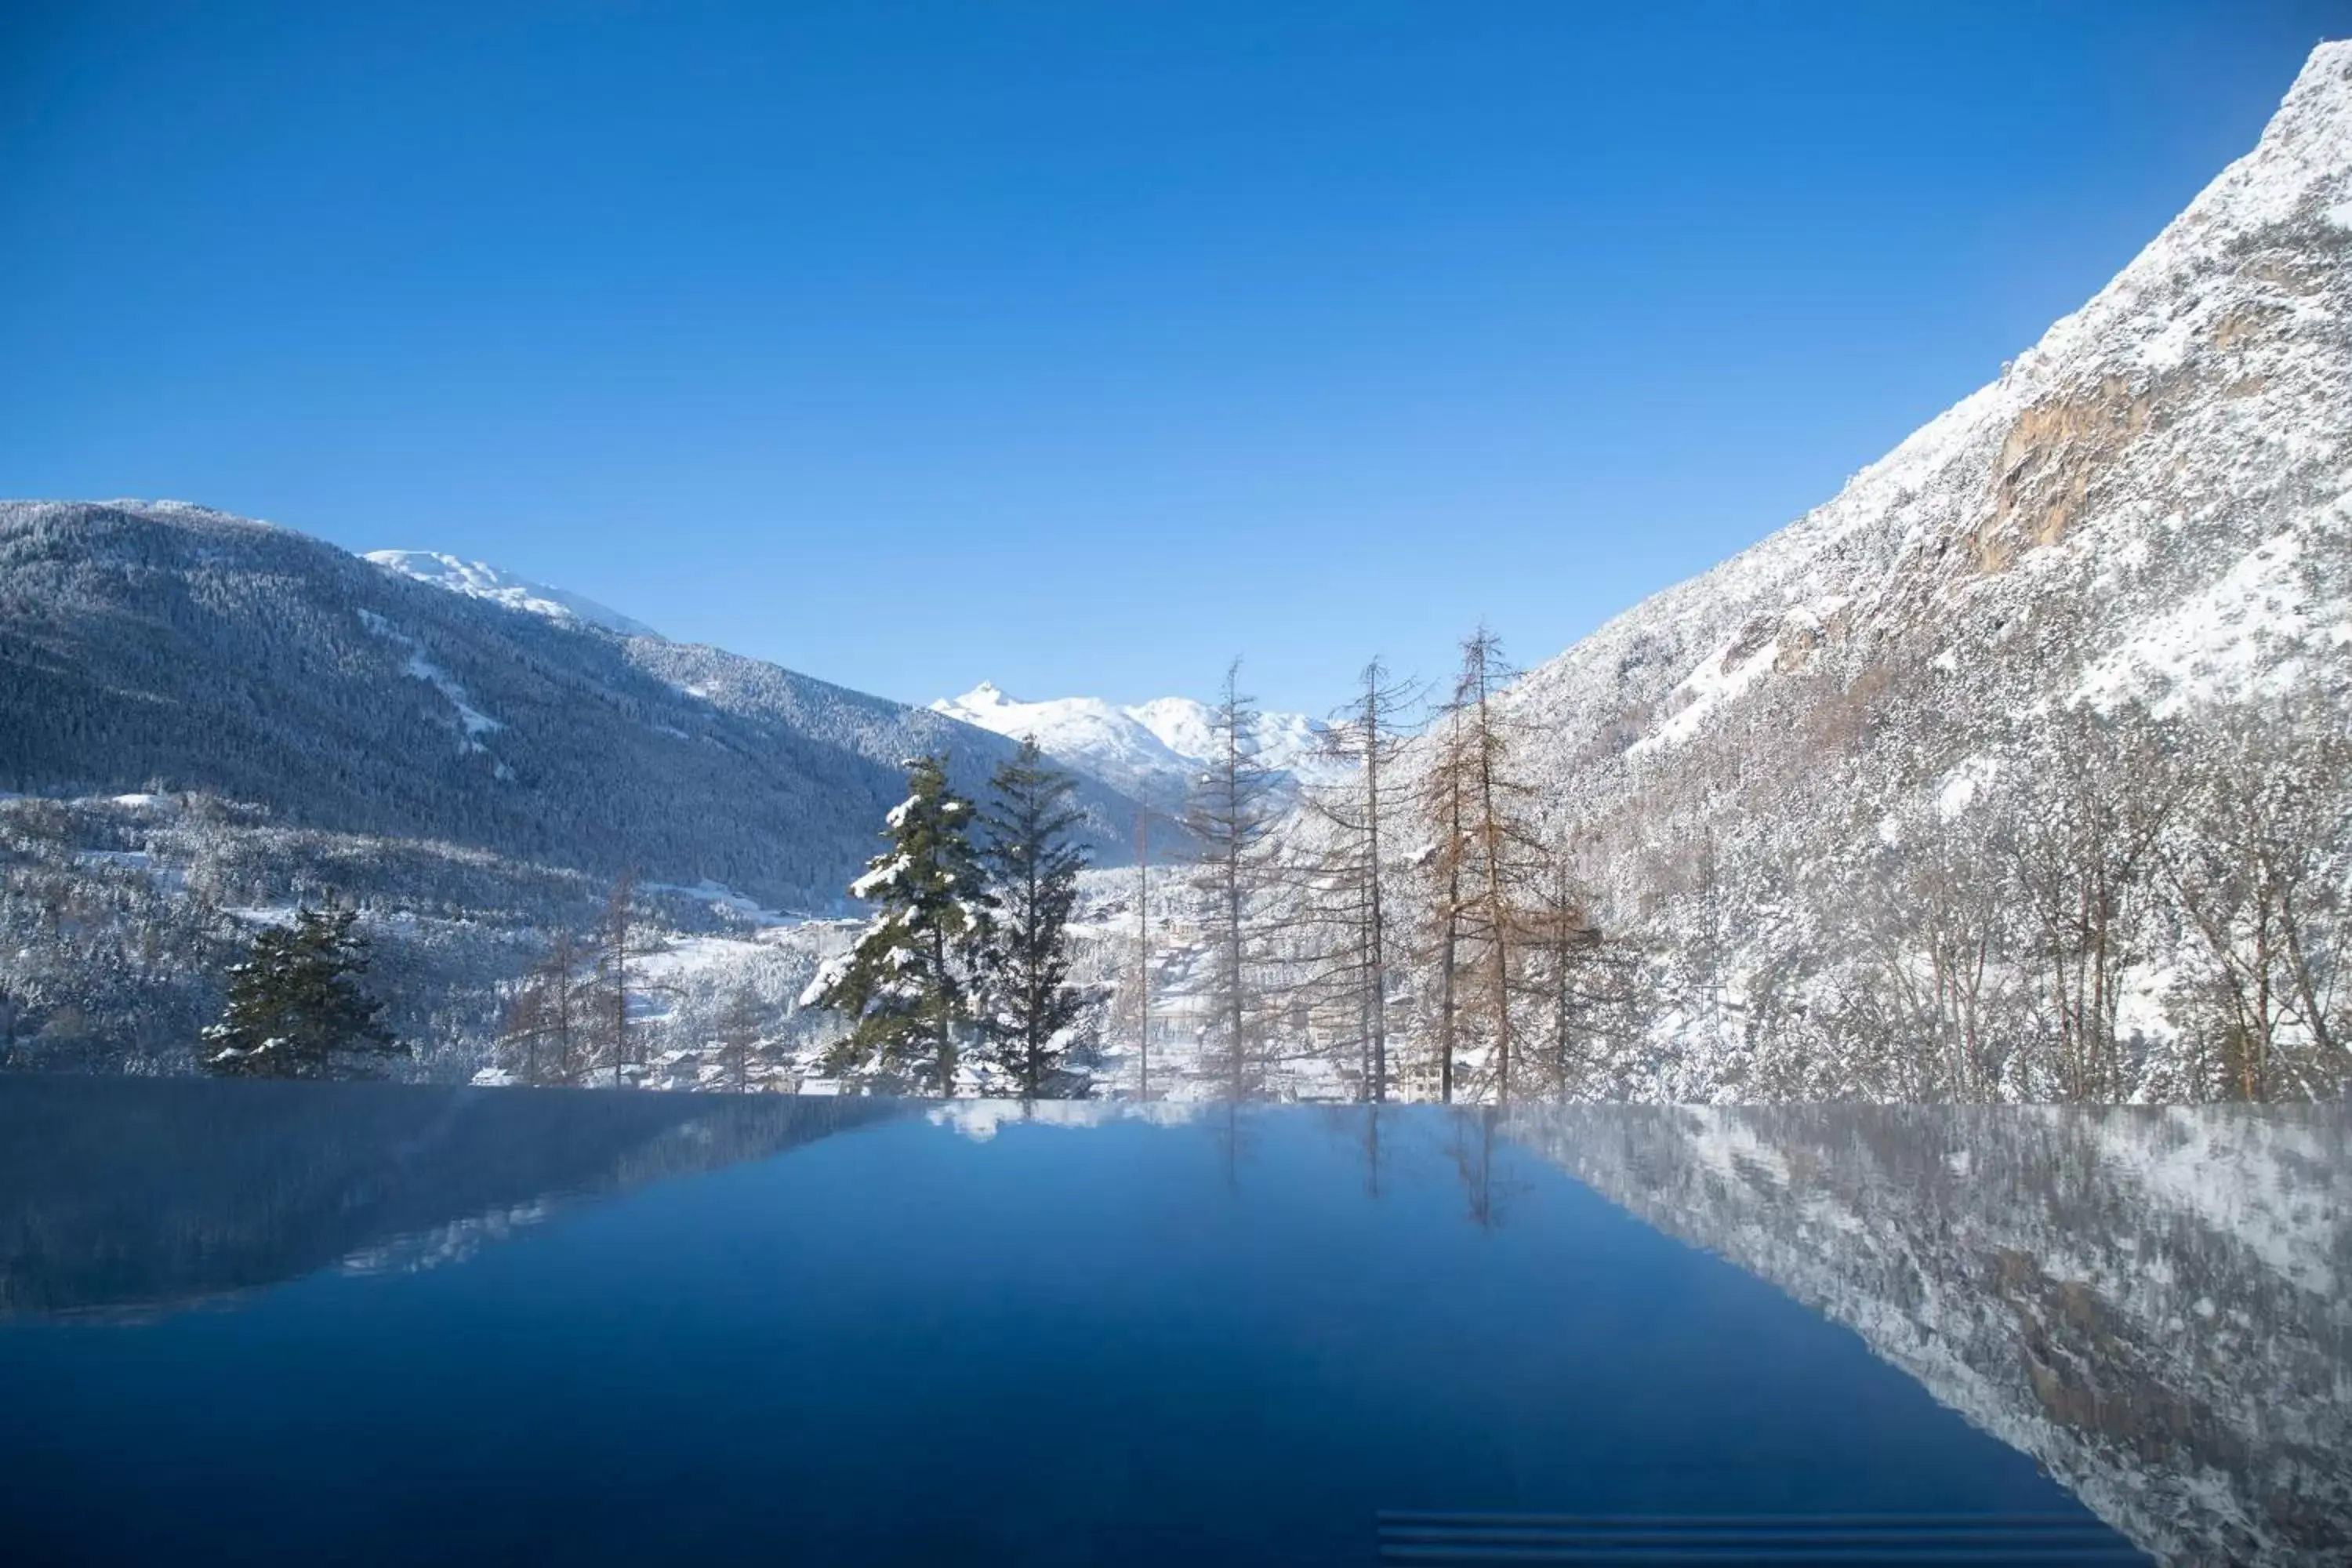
xmin=1122 ymin=694 xmax=1338 ymax=782
xmin=931 ymin=681 xmax=1343 ymax=809
xmin=365 ymin=550 xmax=662 ymax=640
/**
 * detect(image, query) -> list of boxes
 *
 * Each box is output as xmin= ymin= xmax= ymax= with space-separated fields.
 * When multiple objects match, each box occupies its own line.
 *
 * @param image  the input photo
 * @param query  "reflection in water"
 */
xmin=1506 ymin=1105 xmax=2352 ymax=1566
xmin=5 ymin=1087 xmax=2331 ymax=1564
xmin=0 ymin=1076 xmax=902 ymax=1319
xmin=1447 ymin=1106 xmax=1536 ymax=1230
xmin=2 ymin=1091 xmax=2164 ymax=1566
xmin=921 ymin=1098 xmax=1206 ymax=1141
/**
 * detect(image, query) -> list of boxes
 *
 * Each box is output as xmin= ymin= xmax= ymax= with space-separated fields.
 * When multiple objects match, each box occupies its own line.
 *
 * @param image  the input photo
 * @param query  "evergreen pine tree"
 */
xmin=201 ymin=905 xmax=402 ymax=1078
xmin=803 ymin=755 xmax=993 ymax=1094
xmin=978 ymin=738 xmax=1094 ymax=1097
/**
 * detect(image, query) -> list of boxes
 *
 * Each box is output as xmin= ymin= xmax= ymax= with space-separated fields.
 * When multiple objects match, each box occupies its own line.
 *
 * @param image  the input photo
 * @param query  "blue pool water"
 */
xmin=5 ymin=1081 xmax=2336 ymax=1563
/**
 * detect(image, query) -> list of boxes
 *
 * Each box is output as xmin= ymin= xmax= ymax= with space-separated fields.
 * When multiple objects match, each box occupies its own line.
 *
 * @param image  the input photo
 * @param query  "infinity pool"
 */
xmin=2 ymin=1080 xmax=2342 ymax=1563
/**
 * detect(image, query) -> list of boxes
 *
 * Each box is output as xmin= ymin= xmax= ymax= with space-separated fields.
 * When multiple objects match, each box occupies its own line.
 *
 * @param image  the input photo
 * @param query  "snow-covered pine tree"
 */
xmin=200 ymin=905 xmax=403 ymax=1078
xmin=803 ymin=755 xmax=993 ymax=1094
xmin=978 ymin=738 xmax=1094 ymax=1098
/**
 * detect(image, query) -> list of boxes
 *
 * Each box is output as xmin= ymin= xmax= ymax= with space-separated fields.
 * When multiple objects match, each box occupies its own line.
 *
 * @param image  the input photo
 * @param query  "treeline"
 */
xmin=0 ymin=788 xmax=720 ymax=1081
xmin=186 ymin=870 xmax=823 ymax=1091
xmin=20 ymin=572 xmax=2344 ymax=1106
xmin=1132 ymin=633 xmax=1639 ymax=1106
xmin=0 ymin=786 xmax=842 ymax=1092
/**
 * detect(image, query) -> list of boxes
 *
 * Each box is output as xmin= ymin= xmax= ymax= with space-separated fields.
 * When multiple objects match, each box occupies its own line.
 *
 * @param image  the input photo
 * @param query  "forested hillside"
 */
xmin=0 ymin=499 xmax=1148 ymax=904
xmin=0 ymin=500 xmax=1154 ymax=1074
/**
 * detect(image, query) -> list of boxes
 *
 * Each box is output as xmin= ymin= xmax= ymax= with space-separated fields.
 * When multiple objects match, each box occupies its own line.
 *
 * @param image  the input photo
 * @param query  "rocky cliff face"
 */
xmin=1522 ymin=42 xmax=2350 ymax=746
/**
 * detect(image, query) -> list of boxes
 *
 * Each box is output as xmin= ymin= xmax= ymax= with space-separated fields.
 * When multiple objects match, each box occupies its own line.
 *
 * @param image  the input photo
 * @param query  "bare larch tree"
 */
xmin=1419 ymin=628 xmax=1546 ymax=1104
xmin=717 ymin=985 xmax=764 ymax=1093
xmin=1185 ymin=659 xmax=1284 ymax=1100
xmin=495 ymin=930 xmax=589 ymax=1087
xmin=1297 ymin=657 xmax=1419 ymax=1102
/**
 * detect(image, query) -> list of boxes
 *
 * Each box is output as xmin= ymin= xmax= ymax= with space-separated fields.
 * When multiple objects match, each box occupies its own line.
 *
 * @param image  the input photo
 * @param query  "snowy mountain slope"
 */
xmin=1514 ymin=40 xmax=2352 ymax=757
xmin=0 ymin=501 xmax=1167 ymax=1076
xmin=0 ymin=502 xmax=1153 ymax=906
xmin=365 ymin=550 xmax=664 ymax=640
xmin=933 ymin=682 xmax=1345 ymax=812
xmin=1429 ymin=42 xmax=2352 ymax=1099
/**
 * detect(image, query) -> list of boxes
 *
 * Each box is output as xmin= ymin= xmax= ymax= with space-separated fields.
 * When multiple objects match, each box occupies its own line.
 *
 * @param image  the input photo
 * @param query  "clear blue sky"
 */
xmin=3 ymin=2 xmax=2342 ymax=713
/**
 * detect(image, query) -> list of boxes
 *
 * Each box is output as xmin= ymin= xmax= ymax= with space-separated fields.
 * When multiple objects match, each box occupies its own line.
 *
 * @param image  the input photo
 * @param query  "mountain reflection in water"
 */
xmin=0 ymin=1083 xmax=2339 ymax=1565
xmin=1509 ymin=1105 xmax=2350 ymax=1566
xmin=0 ymin=1076 xmax=905 ymax=1318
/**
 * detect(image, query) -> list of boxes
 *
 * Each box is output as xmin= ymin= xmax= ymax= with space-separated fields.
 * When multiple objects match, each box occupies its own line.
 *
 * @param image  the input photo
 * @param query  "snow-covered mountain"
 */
xmin=1512 ymin=42 xmax=2352 ymax=760
xmin=1388 ymin=39 xmax=2352 ymax=1101
xmin=932 ymin=681 xmax=1345 ymax=813
xmin=365 ymin=550 xmax=664 ymax=640
xmin=0 ymin=503 xmax=1156 ymax=898
xmin=0 ymin=501 xmax=1163 ymax=1074
xmin=1125 ymin=695 xmax=1341 ymax=785
xmin=351 ymin=560 xmax=1348 ymax=818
